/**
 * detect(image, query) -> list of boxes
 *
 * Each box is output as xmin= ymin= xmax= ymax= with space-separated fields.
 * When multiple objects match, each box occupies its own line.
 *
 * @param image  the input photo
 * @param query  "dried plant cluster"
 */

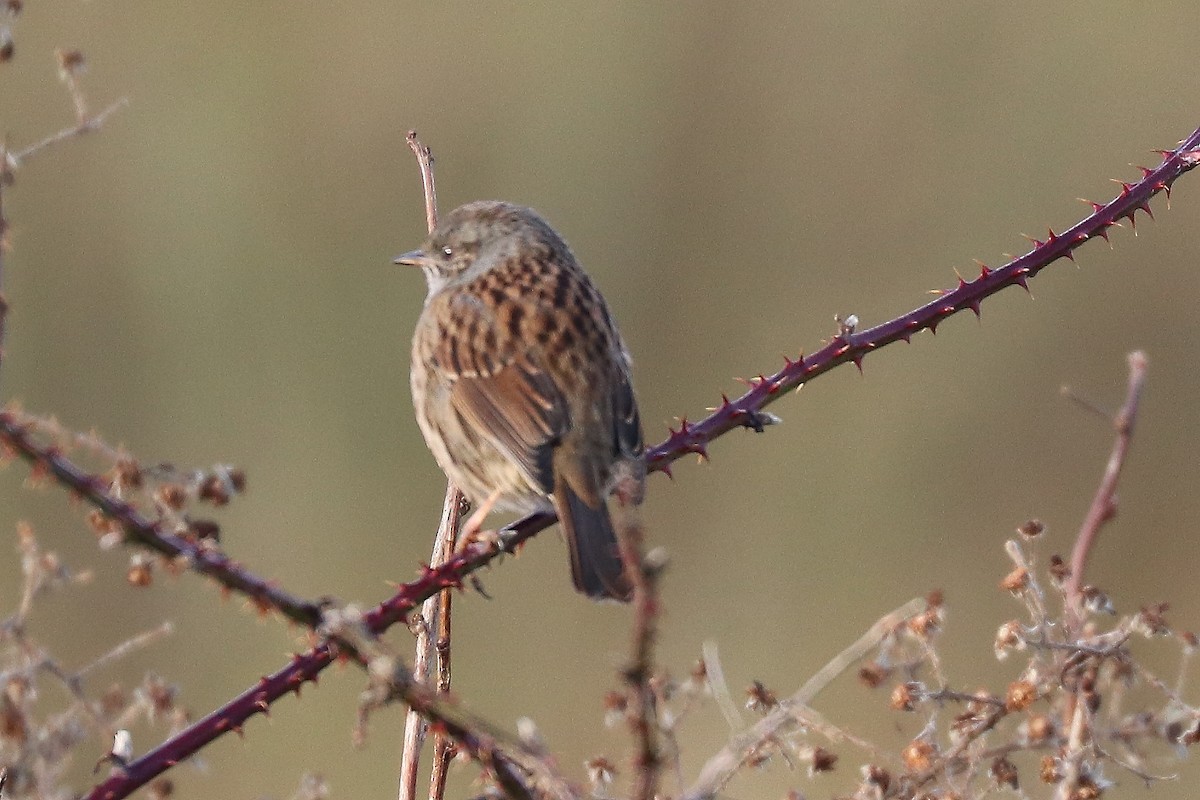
xmin=3 ymin=11 xmax=1200 ymax=800
xmin=0 ymin=523 xmax=182 ymax=800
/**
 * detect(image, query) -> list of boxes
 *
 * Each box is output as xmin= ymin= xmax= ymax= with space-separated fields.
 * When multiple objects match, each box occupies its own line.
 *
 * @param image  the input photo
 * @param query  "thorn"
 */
xmin=660 ymin=463 xmax=673 ymax=480
xmin=1110 ymin=178 xmax=1134 ymax=196
xmin=968 ymin=299 xmax=981 ymax=318
xmin=929 ymin=320 xmax=939 ymax=335
xmin=974 ymin=260 xmax=991 ymax=279
xmin=1138 ymin=201 xmax=1154 ymax=221
xmin=1021 ymin=233 xmax=1044 ymax=249
xmin=1014 ymin=272 xmax=1030 ymax=294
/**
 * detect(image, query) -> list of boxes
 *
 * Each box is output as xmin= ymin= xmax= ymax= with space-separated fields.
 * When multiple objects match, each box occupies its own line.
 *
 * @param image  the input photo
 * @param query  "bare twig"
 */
xmin=10 ymin=98 xmax=128 ymax=165
xmin=1065 ymin=351 xmax=1148 ymax=622
xmin=0 ymin=139 xmax=9 ymax=387
xmin=683 ymin=597 xmax=927 ymax=800
xmin=398 ymin=129 xmax=466 ymax=800
xmin=620 ymin=519 xmax=664 ymax=800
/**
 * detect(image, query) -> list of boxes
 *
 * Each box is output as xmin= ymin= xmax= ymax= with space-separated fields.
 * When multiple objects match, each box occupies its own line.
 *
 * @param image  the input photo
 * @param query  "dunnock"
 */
xmin=396 ymin=201 xmax=645 ymax=601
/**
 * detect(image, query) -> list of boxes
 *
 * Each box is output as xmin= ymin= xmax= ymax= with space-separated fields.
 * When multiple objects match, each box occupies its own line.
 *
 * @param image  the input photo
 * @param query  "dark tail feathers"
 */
xmin=554 ymin=483 xmax=633 ymax=602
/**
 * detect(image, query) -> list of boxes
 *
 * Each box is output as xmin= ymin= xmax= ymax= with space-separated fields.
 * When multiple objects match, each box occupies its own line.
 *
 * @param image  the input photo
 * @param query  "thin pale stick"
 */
xmin=397 ymin=129 xmax=466 ymax=800
xmin=683 ymin=597 xmax=926 ymax=800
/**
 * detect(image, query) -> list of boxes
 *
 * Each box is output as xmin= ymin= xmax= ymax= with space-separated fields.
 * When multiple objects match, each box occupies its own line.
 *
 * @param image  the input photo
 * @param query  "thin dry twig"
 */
xmin=397 ymin=129 xmax=467 ymax=800
xmin=683 ymin=597 xmax=927 ymax=800
xmin=1065 ymin=351 xmax=1148 ymax=624
xmin=621 ymin=528 xmax=665 ymax=800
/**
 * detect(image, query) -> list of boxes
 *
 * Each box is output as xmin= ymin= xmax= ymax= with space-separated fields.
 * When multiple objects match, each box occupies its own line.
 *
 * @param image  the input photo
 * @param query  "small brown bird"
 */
xmin=396 ymin=201 xmax=645 ymax=601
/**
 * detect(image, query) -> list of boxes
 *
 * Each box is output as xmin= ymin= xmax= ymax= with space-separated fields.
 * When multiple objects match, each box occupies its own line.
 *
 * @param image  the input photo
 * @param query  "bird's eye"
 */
xmin=441 ymin=246 xmax=454 ymax=258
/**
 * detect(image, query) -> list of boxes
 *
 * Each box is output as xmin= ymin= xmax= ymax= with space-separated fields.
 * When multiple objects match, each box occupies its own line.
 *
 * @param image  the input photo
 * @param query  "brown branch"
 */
xmin=0 ymin=140 xmax=9 ymax=388
xmin=1064 ymin=351 xmax=1148 ymax=622
xmin=619 ymin=513 xmax=665 ymax=800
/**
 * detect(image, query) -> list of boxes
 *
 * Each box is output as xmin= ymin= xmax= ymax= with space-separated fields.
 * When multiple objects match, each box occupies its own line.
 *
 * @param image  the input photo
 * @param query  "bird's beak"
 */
xmin=393 ymin=249 xmax=428 ymax=267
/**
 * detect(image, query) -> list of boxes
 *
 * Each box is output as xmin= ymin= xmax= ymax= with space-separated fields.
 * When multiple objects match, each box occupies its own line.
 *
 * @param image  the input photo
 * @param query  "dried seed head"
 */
xmin=806 ymin=745 xmax=838 ymax=775
xmin=127 ymin=554 xmax=153 ymax=587
xmin=1021 ymin=713 xmax=1056 ymax=746
xmin=154 ymin=483 xmax=188 ymax=512
xmin=1005 ymin=680 xmax=1037 ymax=712
xmin=1133 ymin=603 xmax=1170 ymax=637
xmin=745 ymin=680 xmax=778 ymax=712
xmin=1017 ymin=519 xmax=1045 ymax=538
xmin=990 ymin=756 xmax=1019 ymax=789
xmin=584 ymin=756 xmax=617 ymax=787
xmin=1081 ymin=586 xmax=1115 ymax=615
xmin=1040 ymin=755 xmax=1063 ymax=784
xmin=901 ymin=738 xmax=936 ymax=772
xmin=1048 ymin=554 xmax=1069 ymax=586
xmin=890 ymin=682 xmax=919 ymax=712
xmin=1000 ymin=566 xmax=1029 ymax=594
xmin=858 ymin=662 xmax=890 ymax=688
xmin=994 ymin=620 xmax=1024 ymax=660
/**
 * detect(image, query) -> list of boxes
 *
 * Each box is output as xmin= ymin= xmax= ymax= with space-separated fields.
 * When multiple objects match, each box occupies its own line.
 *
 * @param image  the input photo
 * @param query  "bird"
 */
xmin=395 ymin=200 xmax=645 ymax=601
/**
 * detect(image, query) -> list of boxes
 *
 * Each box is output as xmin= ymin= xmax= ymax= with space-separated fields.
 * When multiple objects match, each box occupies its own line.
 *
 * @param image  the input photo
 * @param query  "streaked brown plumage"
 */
xmin=396 ymin=201 xmax=645 ymax=601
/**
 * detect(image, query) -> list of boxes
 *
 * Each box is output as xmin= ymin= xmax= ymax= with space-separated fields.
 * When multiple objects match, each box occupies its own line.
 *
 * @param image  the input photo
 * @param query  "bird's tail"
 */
xmin=554 ymin=480 xmax=634 ymax=602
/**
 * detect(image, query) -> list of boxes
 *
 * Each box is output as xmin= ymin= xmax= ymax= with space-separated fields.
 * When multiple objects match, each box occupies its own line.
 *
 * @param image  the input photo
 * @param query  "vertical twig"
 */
xmin=617 ymin=510 xmax=665 ymax=800
xmin=1064 ymin=351 xmax=1148 ymax=625
xmin=397 ymin=130 xmax=466 ymax=800
xmin=0 ymin=140 xmax=9 ymax=388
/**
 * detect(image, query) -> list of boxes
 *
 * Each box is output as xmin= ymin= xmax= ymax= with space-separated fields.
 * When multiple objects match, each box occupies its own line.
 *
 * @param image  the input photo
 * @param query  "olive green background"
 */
xmin=2 ymin=4 xmax=1199 ymax=798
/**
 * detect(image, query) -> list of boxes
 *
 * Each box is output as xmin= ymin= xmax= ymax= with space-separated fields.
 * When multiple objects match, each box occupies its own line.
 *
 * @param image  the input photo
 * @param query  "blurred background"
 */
xmin=2 ymin=3 xmax=1199 ymax=798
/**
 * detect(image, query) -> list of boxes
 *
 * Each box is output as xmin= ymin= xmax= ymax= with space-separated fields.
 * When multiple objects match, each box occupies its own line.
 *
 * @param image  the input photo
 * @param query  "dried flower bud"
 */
xmin=602 ymin=690 xmax=626 ymax=728
xmin=1080 ymin=586 xmax=1115 ymax=615
xmin=1005 ymin=680 xmax=1037 ymax=711
xmin=114 ymin=457 xmax=143 ymax=489
xmin=890 ymin=682 xmax=919 ymax=711
xmin=585 ymin=756 xmax=617 ymax=787
xmin=1000 ymin=566 xmax=1029 ymax=594
xmin=858 ymin=662 xmax=890 ymax=688
xmin=859 ymin=765 xmax=890 ymax=793
xmin=154 ymin=483 xmax=188 ymax=512
xmin=1040 ymin=755 xmax=1062 ymax=783
xmin=990 ymin=756 xmax=1019 ymax=789
xmin=1133 ymin=603 xmax=1170 ymax=637
xmin=188 ymin=519 xmax=221 ymax=542
xmin=127 ymin=555 xmax=153 ymax=587
xmin=994 ymin=620 xmax=1024 ymax=660
xmin=1048 ymin=554 xmax=1069 ymax=585
xmin=1017 ymin=519 xmax=1045 ymax=538
xmin=807 ymin=745 xmax=837 ymax=775
xmin=54 ymin=47 xmax=85 ymax=78
xmin=745 ymin=680 xmax=778 ymax=712
xmin=1021 ymin=713 xmax=1055 ymax=746
xmin=901 ymin=738 xmax=935 ymax=772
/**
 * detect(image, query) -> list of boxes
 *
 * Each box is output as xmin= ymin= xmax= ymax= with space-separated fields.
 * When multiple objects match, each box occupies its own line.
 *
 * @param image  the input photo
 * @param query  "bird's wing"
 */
xmin=429 ymin=291 xmax=567 ymax=494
